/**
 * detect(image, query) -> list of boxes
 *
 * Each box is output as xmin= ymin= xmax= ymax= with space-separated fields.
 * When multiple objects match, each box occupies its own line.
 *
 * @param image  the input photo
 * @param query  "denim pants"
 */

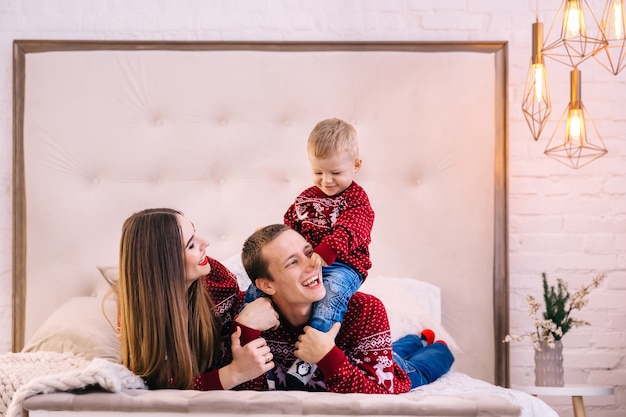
xmin=243 ymin=282 xmax=267 ymax=305
xmin=309 ymin=262 xmax=363 ymax=332
xmin=244 ymin=262 xmax=363 ymax=332
xmin=392 ymin=334 xmax=455 ymax=389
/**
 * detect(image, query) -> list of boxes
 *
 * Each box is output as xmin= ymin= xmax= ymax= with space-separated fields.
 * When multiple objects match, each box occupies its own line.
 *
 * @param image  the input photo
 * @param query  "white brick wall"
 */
xmin=0 ymin=1 xmax=624 ymax=416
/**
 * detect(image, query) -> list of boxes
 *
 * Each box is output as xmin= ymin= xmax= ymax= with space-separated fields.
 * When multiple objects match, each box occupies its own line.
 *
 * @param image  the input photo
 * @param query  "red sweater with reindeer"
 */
xmin=238 ymin=292 xmax=411 ymax=394
xmin=192 ymin=258 xmax=254 ymax=391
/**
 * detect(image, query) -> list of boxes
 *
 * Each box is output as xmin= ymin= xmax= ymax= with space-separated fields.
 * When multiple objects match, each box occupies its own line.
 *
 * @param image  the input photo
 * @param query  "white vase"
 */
xmin=534 ymin=340 xmax=564 ymax=387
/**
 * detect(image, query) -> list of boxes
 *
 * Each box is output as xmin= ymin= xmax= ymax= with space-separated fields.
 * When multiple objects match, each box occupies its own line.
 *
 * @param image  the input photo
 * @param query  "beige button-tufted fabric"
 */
xmin=18 ymin=44 xmax=501 ymax=383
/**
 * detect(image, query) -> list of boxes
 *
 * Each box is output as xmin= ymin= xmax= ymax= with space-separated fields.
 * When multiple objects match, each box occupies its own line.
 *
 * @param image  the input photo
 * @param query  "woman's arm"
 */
xmin=195 ymin=260 xmax=278 ymax=390
xmin=194 ymin=326 xmax=273 ymax=390
xmin=218 ymin=326 xmax=274 ymax=389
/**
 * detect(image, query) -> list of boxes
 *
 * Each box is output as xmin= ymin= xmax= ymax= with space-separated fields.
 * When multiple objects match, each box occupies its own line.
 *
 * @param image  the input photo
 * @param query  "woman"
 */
xmin=118 ymin=208 xmax=279 ymax=390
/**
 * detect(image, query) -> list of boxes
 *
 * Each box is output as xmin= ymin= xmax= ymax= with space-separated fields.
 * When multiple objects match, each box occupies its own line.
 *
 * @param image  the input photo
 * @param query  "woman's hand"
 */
xmin=294 ymin=322 xmax=341 ymax=363
xmin=218 ymin=326 xmax=274 ymax=389
xmin=236 ymin=297 xmax=280 ymax=331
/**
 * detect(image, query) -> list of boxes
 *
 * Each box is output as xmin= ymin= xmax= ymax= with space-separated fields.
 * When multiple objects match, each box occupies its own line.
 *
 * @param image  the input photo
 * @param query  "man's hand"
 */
xmin=294 ymin=322 xmax=341 ymax=363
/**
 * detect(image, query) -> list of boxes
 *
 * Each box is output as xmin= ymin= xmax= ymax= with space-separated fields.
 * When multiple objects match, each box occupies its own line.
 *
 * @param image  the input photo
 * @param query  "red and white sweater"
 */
xmin=238 ymin=292 xmax=412 ymax=394
xmin=192 ymin=258 xmax=258 ymax=390
xmin=283 ymin=181 xmax=374 ymax=278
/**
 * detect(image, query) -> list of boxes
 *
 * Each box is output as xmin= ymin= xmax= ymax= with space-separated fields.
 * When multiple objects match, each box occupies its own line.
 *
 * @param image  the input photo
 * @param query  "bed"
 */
xmin=6 ymin=40 xmax=558 ymax=417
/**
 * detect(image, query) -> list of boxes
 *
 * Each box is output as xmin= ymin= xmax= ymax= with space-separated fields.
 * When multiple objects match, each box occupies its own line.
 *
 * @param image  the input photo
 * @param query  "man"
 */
xmin=239 ymin=224 xmax=454 ymax=393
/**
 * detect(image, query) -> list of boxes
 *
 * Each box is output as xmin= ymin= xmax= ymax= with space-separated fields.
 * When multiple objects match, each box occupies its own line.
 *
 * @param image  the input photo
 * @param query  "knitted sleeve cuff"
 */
xmin=233 ymin=320 xmax=262 ymax=346
xmin=315 ymin=242 xmax=338 ymax=266
xmin=194 ymin=369 xmax=223 ymax=390
xmin=316 ymin=345 xmax=347 ymax=376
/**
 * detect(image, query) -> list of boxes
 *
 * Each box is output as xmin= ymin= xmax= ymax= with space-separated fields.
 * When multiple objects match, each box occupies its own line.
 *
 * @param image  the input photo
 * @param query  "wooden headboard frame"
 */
xmin=12 ymin=40 xmax=509 ymax=386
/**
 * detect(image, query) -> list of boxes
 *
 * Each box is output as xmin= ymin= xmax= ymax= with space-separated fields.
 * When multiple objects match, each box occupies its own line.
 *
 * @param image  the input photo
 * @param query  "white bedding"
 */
xmin=417 ymin=372 xmax=558 ymax=417
xmin=2 ymin=352 xmax=145 ymax=417
xmin=4 ymin=275 xmax=558 ymax=417
xmin=2 ymin=351 xmax=556 ymax=417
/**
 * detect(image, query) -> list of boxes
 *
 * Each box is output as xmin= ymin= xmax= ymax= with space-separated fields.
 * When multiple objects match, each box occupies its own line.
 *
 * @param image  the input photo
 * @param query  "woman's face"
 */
xmin=177 ymin=214 xmax=212 ymax=282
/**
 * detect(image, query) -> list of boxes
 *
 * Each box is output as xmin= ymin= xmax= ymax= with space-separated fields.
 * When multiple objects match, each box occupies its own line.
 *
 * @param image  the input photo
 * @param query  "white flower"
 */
xmin=503 ymin=272 xmax=605 ymax=351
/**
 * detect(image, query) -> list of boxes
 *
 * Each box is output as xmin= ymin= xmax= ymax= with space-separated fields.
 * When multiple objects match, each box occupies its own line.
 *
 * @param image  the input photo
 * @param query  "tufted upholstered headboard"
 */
xmin=12 ymin=40 xmax=508 ymax=385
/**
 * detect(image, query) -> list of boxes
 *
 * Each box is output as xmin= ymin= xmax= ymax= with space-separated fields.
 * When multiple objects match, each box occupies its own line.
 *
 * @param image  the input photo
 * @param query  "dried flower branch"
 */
xmin=503 ymin=272 xmax=605 ymax=351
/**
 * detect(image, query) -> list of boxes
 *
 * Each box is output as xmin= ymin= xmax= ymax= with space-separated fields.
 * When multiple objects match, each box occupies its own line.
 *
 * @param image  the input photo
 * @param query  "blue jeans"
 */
xmin=392 ymin=334 xmax=455 ymax=389
xmin=243 ymin=262 xmax=362 ymax=332
xmin=243 ymin=282 xmax=267 ymax=305
xmin=309 ymin=262 xmax=363 ymax=332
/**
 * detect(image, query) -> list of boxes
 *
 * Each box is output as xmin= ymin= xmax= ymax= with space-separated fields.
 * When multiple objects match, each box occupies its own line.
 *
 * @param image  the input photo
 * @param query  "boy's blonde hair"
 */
xmin=307 ymin=118 xmax=359 ymax=159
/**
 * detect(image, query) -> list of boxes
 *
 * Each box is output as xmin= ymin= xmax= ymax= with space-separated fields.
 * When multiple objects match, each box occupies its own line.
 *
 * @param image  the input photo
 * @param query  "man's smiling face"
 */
xmin=261 ymin=229 xmax=326 ymax=309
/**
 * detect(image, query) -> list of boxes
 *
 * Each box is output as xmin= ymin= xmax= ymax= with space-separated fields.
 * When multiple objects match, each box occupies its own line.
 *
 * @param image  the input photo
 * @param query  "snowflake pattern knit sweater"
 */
xmin=192 ymin=258 xmax=256 ymax=390
xmin=239 ymin=292 xmax=411 ymax=394
xmin=284 ymin=181 xmax=374 ymax=277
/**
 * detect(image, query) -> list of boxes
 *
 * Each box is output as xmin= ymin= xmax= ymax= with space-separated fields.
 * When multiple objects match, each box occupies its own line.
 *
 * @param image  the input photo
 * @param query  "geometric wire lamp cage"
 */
xmin=542 ymin=0 xmax=608 ymax=68
xmin=594 ymin=0 xmax=626 ymax=75
xmin=523 ymin=0 xmax=620 ymax=169
xmin=523 ymin=20 xmax=552 ymax=140
xmin=544 ymin=69 xmax=608 ymax=169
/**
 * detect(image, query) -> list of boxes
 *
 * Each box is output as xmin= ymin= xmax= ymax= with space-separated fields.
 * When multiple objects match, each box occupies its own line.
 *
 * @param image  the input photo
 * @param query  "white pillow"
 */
xmin=22 ymin=295 xmax=120 ymax=362
xmin=97 ymin=265 xmax=119 ymax=287
xmin=221 ymin=253 xmax=253 ymax=290
xmin=360 ymin=276 xmax=459 ymax=350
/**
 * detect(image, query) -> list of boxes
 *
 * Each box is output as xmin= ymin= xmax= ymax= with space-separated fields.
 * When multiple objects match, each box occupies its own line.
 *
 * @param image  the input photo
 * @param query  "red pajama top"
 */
xmin=192 ymin=258 xmax=262 ymax=390
xmin=284 ymin=181 xmax=374 ymax=278
xmin=237 ymin=292 xmax=412 ymax=394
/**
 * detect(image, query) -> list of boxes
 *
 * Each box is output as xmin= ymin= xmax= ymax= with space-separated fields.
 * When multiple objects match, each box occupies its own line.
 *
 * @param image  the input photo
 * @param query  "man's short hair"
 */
xmin=241 ymin=224 xmax=291 ymax=282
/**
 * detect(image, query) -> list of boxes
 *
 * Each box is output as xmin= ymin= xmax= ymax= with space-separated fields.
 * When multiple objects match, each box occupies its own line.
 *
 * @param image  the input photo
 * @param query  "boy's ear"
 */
xmin=354 ymin=158 xmax=363 ymax=172
xmin=255 ymin=277 xmax=276 ymax=295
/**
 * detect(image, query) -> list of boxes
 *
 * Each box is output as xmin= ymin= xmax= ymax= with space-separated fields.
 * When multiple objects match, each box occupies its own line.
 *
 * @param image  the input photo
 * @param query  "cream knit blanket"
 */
xmin=0 ymin=351 xmax=146 ymax=417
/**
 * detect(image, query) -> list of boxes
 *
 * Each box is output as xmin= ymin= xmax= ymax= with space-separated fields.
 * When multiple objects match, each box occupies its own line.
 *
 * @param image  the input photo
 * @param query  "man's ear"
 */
xmin=255 ymin=277 xmax=276 ymax=295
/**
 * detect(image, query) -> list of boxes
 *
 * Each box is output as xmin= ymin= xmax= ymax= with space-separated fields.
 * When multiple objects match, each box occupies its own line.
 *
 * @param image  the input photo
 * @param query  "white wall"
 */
xmin=0 ymin=1 xmax=623 ymax=416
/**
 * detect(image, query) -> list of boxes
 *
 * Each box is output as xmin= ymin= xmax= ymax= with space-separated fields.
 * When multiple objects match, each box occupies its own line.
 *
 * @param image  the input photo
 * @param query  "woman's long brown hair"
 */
xmin=118 ymin=208 xmax=220 ymax=389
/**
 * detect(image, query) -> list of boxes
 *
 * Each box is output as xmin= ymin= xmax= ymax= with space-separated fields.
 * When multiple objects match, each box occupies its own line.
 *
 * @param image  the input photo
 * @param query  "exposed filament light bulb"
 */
xmin=565 ymin=108 xmax=585 ymax=147
xmin=613 ymin=0 xmax=624 ymax=38
xmin=533 ymin=64 xmax=546 ymax=102
xmin=564 ymin=0 xmax=584 ymax=37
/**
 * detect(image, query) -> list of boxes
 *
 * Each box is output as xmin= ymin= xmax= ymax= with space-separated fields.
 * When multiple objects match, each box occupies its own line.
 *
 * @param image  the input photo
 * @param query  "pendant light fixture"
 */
xmin=544 ymin=69 xmax=608 ymax=169
xmin=542 ymin=0 xmax=608 ymax=68
xmin=595 ymin=0 xmax=626 ymax=74
xmin=522 ymin=19 xmax=552 ymax=141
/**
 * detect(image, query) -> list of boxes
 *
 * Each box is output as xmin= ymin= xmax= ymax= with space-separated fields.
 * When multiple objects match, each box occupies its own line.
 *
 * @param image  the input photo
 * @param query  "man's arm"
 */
xmin=296 ymin=293 xmax=412 ymax=394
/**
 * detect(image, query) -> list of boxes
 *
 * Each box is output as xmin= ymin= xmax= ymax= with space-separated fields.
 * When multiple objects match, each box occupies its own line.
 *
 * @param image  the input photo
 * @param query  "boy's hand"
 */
xmin=310 ymin=252 xmax=327 ymax=268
